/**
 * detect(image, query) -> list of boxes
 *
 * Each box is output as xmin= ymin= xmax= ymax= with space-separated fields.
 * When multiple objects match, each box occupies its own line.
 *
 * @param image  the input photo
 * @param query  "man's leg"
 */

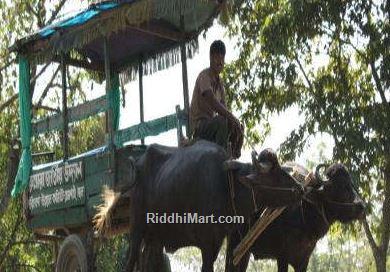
xmin=193 ymin=116 xmax=229 ymax=149
xmin=212 ymin=116 xmax=229 ymax=150
xmin=227 ymin=122 xmax=244 ymax=159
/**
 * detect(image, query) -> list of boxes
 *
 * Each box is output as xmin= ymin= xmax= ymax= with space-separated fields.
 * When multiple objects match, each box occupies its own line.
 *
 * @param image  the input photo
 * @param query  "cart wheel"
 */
xmin=56 ymin=234 xmax=88 ymax=272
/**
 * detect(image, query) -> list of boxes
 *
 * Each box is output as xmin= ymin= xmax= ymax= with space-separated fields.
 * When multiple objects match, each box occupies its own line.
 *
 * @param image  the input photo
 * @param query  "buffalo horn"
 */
xmin=315 ymin=163 xmax=329 ymax=183
xmin=223 ymin=160 xmax=241 ymax=171
xmin=251 ymin=150 xmax=259 ymax=169
xmin=252 ymin=150 xmax=273 ymax=173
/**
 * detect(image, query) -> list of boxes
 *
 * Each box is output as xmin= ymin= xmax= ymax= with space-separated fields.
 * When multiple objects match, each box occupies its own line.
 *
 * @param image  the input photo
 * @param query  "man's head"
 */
xmin=210 ymin=40 xmax=226 ymax=75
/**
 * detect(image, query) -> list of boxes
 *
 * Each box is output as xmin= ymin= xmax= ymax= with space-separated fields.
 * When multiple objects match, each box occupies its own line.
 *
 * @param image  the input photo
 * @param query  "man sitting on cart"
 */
xmin=190 ymin=40 xmax=243 ymax=159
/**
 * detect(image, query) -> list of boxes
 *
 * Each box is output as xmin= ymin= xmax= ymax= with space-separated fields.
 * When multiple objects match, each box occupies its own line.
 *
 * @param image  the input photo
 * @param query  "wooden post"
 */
xmin=61 ymin=54 xmax=69 ymax=160
xmin=180 ymin=15 xmax=190 ymax=137
xmin=104 ymin=37 xmax=116 ymax=187
xmin=138 ymin=57 xmax=145 ymax=145
xmin=104 ymin=37 xmax=113 ymax=146
xmin=176 ymin=105 xmax=182 ymax=145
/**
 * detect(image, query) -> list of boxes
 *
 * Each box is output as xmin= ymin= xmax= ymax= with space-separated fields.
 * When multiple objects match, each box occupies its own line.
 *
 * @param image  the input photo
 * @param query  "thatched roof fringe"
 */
xmin=119 ymin=38 xmax=199 ymax=84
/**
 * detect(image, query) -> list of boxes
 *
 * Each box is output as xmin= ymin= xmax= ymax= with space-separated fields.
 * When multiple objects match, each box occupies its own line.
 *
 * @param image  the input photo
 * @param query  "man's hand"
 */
xmin=202 ymin=89 xmax=244 ymax=136
xmin=229 ymin=117 xmax=244 ymax=159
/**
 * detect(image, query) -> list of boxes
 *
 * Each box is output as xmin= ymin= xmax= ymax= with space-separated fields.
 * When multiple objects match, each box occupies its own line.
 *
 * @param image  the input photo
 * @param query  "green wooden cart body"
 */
xmin=11 ymin=0 xmax=227 ymax=237
xmin=27 ymin=144 xmax=143 ymax=231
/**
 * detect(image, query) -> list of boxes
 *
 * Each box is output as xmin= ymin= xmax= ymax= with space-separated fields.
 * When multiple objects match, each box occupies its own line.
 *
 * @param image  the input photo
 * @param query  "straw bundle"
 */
xmin=233 ymin=207 xmax=286 ymax=266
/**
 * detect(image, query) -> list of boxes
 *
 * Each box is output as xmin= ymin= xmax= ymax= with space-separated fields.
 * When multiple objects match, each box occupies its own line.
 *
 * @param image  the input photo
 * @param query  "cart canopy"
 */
xmin=11 ymin=0 xmax=226 ymax=78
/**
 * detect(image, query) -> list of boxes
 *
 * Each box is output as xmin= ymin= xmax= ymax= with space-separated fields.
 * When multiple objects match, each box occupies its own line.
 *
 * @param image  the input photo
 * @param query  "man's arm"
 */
xmin=202 ymin=89 xmax=241 ymax=129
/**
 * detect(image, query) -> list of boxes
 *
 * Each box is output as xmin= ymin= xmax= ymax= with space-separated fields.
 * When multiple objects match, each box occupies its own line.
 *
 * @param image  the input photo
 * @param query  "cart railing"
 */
xmin=114 ymin=106 xmax=188 ymax=146
xmin=32 ymin=95 xmax=108 ymax=135
xmin=32 ymin=92 xmax=188 ymax=146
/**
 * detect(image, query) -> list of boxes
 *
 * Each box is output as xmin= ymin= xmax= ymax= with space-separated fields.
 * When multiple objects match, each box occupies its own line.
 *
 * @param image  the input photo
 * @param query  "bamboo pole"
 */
xmin=138 ymin=57 xmax=145 ymax=145
xmin=104 ymin=37 xmax=113 ymax=145
xmin=233 ymin=207 xmax=286 ymax=265
xmin=61 ymin=54 xmax=69 ymax=160
xmin=180 ymin=15 xmax=190 ymax=136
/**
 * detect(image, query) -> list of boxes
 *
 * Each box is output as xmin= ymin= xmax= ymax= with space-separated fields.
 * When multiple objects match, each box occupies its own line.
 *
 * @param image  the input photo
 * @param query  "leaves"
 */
xmin=225 ymin=0 xmax=390 ymax=269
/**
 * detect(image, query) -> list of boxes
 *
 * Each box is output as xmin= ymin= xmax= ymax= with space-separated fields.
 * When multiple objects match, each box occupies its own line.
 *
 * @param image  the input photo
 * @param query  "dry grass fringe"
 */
xmin=93 ymin=186 xmax=121 ymax=236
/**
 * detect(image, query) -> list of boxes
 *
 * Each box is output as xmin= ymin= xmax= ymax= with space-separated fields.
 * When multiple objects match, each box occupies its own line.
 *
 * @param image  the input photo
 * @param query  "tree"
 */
xmin=224 ymin=1 xmax=389 ymax=271
xmin=0 ymin=1 xmax=108 ymax=270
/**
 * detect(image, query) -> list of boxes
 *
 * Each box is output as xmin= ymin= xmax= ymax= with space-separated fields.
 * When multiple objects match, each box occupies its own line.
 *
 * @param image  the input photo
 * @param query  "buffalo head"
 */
xmin=314 ymin=163 xmax=365 ymax=223
xmin=227 ymin=149 xmax=304 ymax=208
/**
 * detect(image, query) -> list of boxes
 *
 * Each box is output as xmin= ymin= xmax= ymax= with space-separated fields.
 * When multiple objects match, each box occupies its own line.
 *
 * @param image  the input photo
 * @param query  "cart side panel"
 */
xmin=27 ymin=151 xmax=113 ymax=231
xmin=84 ymin=152 xmax=114 ymax=217
xmin=27 ymin=145 xmax=146 ymax=231
xmin=29 ymin=206 xmax=87 ymax=230
xmin=28 ymin=157 xmax=85 ymax=215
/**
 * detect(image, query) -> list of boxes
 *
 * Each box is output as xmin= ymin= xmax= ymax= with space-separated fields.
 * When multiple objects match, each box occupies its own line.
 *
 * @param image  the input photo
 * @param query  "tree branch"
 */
xmin=0 ymin=214 xmax=22 ymax=268
xmin=36 ymin=66 xmax=60 ymax=107
xmin=46 ymin=0 xmax=67 ymax=25
xmin=0 ymin=140 xmax=20 ymax=216
xmin=380 ymin=160 xmax=390 ymax=252
xmin=369 ymin=61 xmax=388 ymax=105
xmin=361 ymin=216 xmax=380 ymax=257
xmin=294 ymin=54 xmax=314 ymax=93
xmin=0 ymin=65 xmax=56 ymax=114
xmin=323 ymin=26 xmax=367 ymax=61
xmin=25 ymin=2 xmax=39 ymax=18
xmin=30 ymin=62 xmax=51 ymax=85
xmin=0 ymin=57 xmax=16 ymax=73
xmin=0 ymin=94 xmax=18 ymax=113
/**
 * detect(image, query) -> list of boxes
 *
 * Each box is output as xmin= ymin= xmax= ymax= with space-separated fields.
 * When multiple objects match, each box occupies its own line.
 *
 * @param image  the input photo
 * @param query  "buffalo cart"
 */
xmin=10 ymin=0 xmax=227 ymax=270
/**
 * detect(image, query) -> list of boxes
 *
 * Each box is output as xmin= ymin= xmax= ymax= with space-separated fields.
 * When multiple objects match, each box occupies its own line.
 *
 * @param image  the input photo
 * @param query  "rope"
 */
xmin=251 ymin=187 xmax=258 ymax=212
xmin=227 ymin=170 xmax=243 ymax=240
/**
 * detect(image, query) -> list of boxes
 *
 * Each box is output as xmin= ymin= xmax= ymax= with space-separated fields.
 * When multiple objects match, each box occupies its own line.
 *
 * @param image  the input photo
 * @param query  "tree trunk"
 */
xmin=373 ymin=251 xmax=387 ymax=272
xmin=363 ymin=157 xmax=390 ymax=272
xmin=0 ymin=139 xmax=20 ymax=215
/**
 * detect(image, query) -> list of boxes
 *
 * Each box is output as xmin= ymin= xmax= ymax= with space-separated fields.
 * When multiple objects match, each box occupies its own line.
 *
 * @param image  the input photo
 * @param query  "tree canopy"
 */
xmin=0 ymin=0 xmax=389 ymax=270
xmin=223 ymin=1 xmax=389 ymax=271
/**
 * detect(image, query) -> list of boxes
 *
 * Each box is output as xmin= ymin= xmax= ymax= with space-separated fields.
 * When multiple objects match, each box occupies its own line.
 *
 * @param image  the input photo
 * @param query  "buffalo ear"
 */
xmin=238 ymin=174 xmax=257 ymax=188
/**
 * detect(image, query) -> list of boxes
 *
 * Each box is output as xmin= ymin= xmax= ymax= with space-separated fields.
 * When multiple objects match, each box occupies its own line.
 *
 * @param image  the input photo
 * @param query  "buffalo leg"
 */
xmin=294 ymin=258 xmax=309 ymax=272
xmin=201 ymin=246 xmax=220 ymax=272
xmin=125 ymin=230 xmax=143 ymax=272
xmin=236 ymin=252 xmax=250 ymax=272
xmin=140 ymin=242 xmax=165 ymax=272
xmin=225 ymin=233 xmax=250 ymax=272
xmin=225 ymin=235 xmax=234 ymax=272
xmin=277 ymin=259 xmax=288 ymax=272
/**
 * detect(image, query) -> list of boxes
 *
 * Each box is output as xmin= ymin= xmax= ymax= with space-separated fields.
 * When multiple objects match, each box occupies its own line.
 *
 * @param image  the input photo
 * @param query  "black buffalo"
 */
xmin=121 ymin=140 xmax=304 ymax=272
xmin=226 ymin=162 xmax=365 ymax=272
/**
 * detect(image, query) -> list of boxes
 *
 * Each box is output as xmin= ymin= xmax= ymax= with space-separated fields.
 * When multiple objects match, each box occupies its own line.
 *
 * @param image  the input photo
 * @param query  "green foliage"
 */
xmin=0 ymin=1 xmax=108 ymax=270
xmin=0 ymin=199 xmax=53 ymax=272
xmin=224 ymin=0 xmax=389 ymax=269
xmin=95 ymin=234 xmax=129 ymax=271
